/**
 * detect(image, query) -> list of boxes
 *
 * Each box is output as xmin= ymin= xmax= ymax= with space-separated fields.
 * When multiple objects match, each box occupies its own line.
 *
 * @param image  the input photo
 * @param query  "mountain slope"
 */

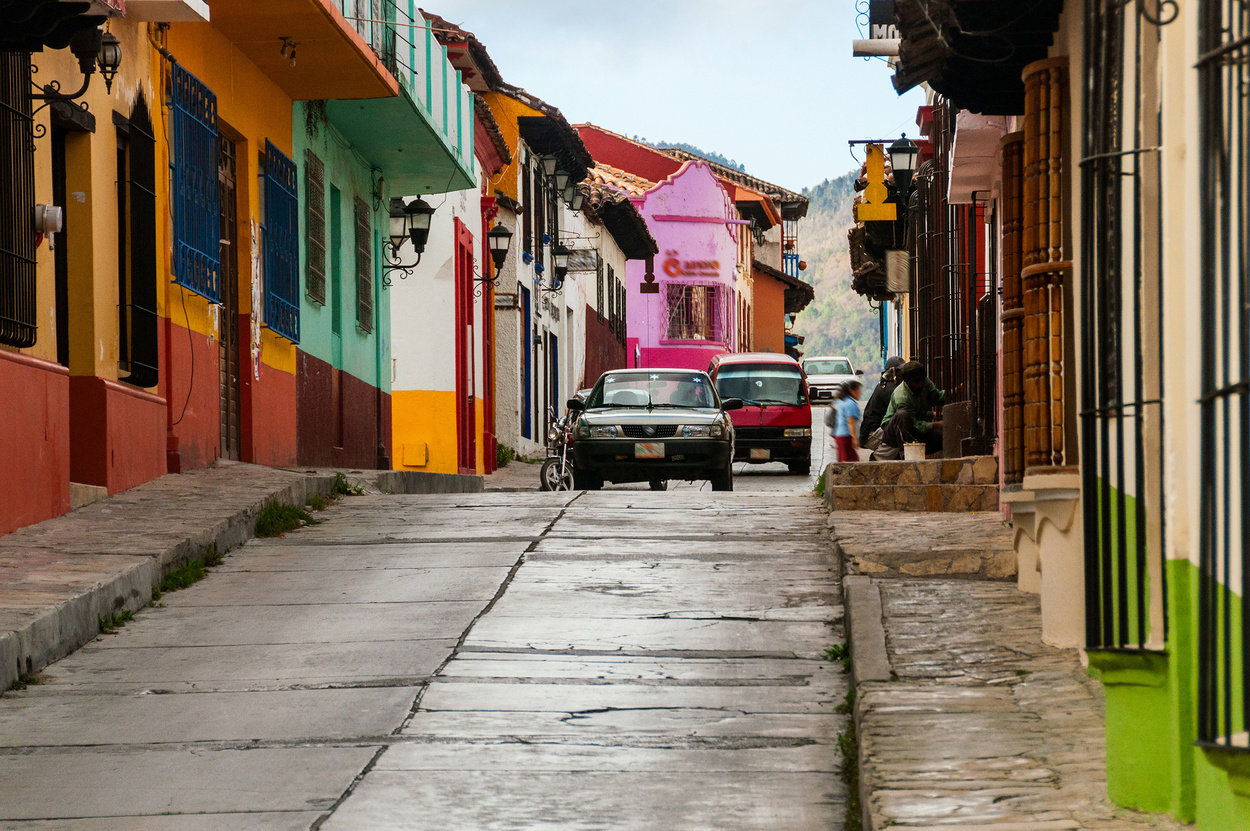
xmin=791 ymin=170 xmax=885 ymax=379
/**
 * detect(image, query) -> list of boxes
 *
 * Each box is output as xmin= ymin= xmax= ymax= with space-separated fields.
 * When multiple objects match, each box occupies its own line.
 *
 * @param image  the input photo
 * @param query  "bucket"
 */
xmin=903 ymin=442 xmax=926 ymax=461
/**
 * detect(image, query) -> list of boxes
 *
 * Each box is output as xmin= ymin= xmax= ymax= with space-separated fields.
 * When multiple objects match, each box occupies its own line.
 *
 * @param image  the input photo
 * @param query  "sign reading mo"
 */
xmin=869 ymin=0 xmax=898 ymax=40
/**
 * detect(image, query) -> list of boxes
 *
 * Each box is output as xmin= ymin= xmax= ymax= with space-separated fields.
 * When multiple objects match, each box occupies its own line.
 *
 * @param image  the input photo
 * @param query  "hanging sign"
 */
xmin=854 ymin=144 xmax=897 ymax=222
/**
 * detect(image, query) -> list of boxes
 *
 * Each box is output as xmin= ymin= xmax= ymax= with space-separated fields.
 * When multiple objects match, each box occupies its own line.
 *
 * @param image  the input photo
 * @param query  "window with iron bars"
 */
xmin=0 ymin=52 xmax=37 ymax=348
xmin=1197 ymin=0 xmax=1250 ymax=752
xmin=354 ymin=196 xmax=373 ymax=333
xmin=665 ymin=283 xmax=726 ymax=342
xmin=170 ymin=64 xmax=220 ymax=303
xmin=115 ymin=97 xmax=159 ymax=388
xmin=1080 ymin=3 xmax=1167 ymax=660
xmin=262 ymin=140 xmax=299 ymax=343
xmin=305 ymin=149 xmax=326 ymax=304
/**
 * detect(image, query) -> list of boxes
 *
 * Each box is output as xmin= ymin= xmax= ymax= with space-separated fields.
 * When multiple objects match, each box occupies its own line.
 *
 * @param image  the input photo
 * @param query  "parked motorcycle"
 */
xmin=539 ymin=405 xmax=575 ymax=491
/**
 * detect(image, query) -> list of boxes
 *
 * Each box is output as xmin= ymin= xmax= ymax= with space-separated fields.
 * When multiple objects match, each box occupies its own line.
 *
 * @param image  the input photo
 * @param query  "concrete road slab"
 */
xmin=438 ymin=653 xmax=841 ymax=683
xmin=44 ymin=639 xmax=454 ymax=687
xmin=66 ymin=601 xmax=483 ymax=651
xmin=220 ymin=541 xmax=528 ymax=571
xmin=0 ymin=746 xmax=377 ymax=820
xmin=464 ymin=615 xmax=835 ymax=656
xmin=147 ymin=566 xmax=511 ymax=608
xmin=377 ymin=740 xmax=839 ymax=772
xmin=0 ymin=685 xmax=418 ymax=746
xmin=0 ymin=813 xmax=325 ymax=830
xmin=323 ymin=769 xmax=843 ymax=831
xmin=532 ymin=535 xmax=834 ymax=560
xmin=416 ymin=679 xmax=843 ymax=715
xmin=404 ymin=708 xmax=848 ymax=740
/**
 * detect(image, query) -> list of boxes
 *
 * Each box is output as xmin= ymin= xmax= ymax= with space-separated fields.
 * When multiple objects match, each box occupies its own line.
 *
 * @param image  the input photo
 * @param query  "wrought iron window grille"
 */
xmin=261 ymin=140 xmax=300 ymax=343
xmin=169 ymin=64 xmax=221 ymax=303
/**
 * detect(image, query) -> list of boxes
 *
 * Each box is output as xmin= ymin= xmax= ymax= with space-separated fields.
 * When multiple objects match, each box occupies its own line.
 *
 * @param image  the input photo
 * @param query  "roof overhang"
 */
xmin=753 ymin=259 xmax=814 ymax=314
xmin=596 ymin=199 xmax=659 ymax=261
xmin=204 ymin=0 xmax=398 ymax=101
xmin=1 ymin=1 xmax=113 ymax=51
xmin=517 ymin=115 xmax=591 ymax=184
xmin=892 ymin=0 xmax=1063 ymax=114
xmin=325 ymin=84 xmax=476 ymax=194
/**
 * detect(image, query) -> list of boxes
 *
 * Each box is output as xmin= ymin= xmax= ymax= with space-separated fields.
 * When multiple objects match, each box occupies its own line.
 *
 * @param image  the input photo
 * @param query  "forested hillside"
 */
xmin=791 ymin=170 xmax=886 ymax=381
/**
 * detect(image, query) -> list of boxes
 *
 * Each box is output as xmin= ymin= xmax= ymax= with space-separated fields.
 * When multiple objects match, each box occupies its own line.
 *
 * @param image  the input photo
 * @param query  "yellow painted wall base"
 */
xmin=393 ymin=389 xmax=489 ymax=475
xmin=392 ymin=389 xmax=459 ymax=474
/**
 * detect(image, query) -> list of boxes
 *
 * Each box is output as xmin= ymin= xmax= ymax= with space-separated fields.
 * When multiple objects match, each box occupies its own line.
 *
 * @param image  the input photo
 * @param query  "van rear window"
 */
xmin=715 ymin=364 xmax=806 ymax=406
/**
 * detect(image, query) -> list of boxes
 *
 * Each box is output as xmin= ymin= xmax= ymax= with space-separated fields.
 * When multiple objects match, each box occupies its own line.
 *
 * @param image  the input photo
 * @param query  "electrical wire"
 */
xmin=170 ymin=284 xmax=195 ymax=426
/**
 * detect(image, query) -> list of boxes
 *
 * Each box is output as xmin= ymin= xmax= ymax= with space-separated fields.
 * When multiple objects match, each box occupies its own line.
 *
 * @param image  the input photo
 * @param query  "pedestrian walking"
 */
xmin=825 ymin=380 xmax=863 ymax=462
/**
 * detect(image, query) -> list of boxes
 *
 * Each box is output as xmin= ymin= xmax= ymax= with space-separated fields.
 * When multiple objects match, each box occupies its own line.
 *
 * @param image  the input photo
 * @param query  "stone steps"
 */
xmin=825 ymin=455 xmax=998 ymax=487
xmin=825 ymin=482 xmax=1000 ymax=512
xmin=823 ymin=455 xmax=1000 ymax=512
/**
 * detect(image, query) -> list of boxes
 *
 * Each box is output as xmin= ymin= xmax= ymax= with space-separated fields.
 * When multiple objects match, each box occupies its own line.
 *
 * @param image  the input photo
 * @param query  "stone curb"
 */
xmin=0 ymin=471 xmax=335 ymax=693
xmin=376 ymin=471 xmax=484 ymax=494
xmin=842 ymin=574 xmax=892 ymax=831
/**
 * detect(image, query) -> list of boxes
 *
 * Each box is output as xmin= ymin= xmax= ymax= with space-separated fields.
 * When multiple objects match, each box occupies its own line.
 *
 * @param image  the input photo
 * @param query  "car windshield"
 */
xmin=715 ymin=364 xmax=806 ymax=405
xmin=589 ymin=372 xmax=717 ymax=409
xmin=803 ymin=359 xmax=851 ymax=375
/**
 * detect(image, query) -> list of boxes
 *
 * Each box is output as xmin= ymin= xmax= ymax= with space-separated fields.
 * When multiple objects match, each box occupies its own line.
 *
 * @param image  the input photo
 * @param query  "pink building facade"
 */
xmin=627 ymin=162 xmax=742 ymax=370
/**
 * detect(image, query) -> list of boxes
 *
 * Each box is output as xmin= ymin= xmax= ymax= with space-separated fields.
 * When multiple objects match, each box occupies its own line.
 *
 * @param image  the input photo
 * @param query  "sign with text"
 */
xmin=869 ymin=0 xmax=898 ymax=39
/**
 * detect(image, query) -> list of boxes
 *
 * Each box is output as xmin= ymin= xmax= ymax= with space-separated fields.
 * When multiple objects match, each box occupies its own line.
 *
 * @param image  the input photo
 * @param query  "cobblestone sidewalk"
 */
xmin=850 ymin=576 xmax=1188 ymax=830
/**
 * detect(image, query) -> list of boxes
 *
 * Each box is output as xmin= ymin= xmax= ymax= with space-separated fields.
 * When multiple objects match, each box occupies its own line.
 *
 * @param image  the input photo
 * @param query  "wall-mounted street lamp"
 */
xmin=888 ymin=134 xmax=920 ymax=192
xmin=32 ymin=24 xmax=123 ymax=108
xmin=383 ymin=196 xmax=436 ymax=284
xmin=473 ymin=222 xmax=514 ymax=296
xmin=564 ymin=183 xmax=585 ymax=212
xmin=541 ymin=154 xmax=559 ymax=177
xmin=538 ymin=242 xmax=570 ymax=297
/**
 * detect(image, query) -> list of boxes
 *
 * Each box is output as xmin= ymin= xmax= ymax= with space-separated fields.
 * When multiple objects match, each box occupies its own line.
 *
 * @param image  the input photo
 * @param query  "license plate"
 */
xmin=750 ymin=448 xmax=771 ymax=460
xmin=635 ymin=442 xmax=665 ymax=459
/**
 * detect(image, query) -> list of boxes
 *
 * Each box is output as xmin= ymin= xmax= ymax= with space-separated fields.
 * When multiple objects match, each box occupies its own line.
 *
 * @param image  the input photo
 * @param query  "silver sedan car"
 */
xmin=568 ymin=369 xmax=743 ymax=491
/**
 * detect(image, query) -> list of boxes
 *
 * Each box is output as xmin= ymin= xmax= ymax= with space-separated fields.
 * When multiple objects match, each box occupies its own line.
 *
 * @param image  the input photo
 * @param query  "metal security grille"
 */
xmin=1197 ymin=0 xmax=1250 ymax=751
xmin=354 ymin=196 xmax=372 ymax=333
xmin=665 ymin=283 xmax=726 ymax=342
xmin=263 ymin=140 xmax=299 ymax=343
xmin=305 ymin=149 xmax=326 ymax=304
xmin=170 ymin=64 xmax=220 ymax=302
xmin=1080 ymin=2 xmax=1168 ymax=655
xmin=621 ymin=425 xmax=678 ymax=439
xmin=596 ymin=257 xmax=604 ymax=324
xmin=0 ymin=52 xmax=37 ymax=348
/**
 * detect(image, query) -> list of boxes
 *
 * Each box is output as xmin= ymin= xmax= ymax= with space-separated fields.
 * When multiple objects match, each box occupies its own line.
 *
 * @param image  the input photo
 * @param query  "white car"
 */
xmin=801 ymin=356 xmax=863 ymax=403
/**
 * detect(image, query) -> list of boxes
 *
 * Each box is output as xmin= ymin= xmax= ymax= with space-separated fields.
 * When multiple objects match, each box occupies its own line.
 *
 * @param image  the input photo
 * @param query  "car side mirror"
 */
xmin=856 ymin=369 xmax=864 ymax=375
xmin=566 ymin=398 xmax=585 ymax=412
xmin=720 ymin=398 xmax=744 ymax=411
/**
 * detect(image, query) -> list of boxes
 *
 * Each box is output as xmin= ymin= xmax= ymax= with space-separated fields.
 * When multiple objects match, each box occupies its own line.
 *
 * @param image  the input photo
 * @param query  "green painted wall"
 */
xmin=293 ymin=102 xmax=390 ymax=393
xmin=1093 ymin=557 xmax=1249 ymax=829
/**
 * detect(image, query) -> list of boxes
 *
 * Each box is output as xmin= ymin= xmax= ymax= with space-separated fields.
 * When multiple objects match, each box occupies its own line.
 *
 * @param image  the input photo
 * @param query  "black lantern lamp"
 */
xmin=564 ymin=183 xmax=585 ymax=212
xmin=487 ymin=222 xmax=513 ymax=272
xmin=541 ymin=154 xmax=559 ymax=176
xmin=98 ymin=32 xmax=122 ymax=93
xmin=888 ymin=134 xmax=920 ymax=193
xmin=384 ymin=196 xmax=437 ymax=283
xmin=552 ymin=242 xmax=570 ymax=275
xmin=554 ymin=168 xmax=570 ymax=192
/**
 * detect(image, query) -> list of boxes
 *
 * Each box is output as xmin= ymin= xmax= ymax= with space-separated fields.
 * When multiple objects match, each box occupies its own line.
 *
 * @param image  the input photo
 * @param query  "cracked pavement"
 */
xmin=0 ymin=447 xmax=844 ymax=829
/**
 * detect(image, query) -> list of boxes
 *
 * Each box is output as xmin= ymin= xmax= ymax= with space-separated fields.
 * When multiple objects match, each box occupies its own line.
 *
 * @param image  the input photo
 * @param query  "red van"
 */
xmin=707 ymin=352 xmax=813 ymax=475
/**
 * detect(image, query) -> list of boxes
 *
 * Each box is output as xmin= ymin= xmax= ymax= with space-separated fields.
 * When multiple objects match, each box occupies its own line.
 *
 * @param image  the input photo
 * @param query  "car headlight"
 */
xmin=577 ymin=423 xmax=590 ymax=438
xmin=784 ymin=427 xmax=812 ymax=437
xmin=681 ymin=425 xmax=724 ymax=438
xmin=589 ymin=425 xmax=620 ymax=438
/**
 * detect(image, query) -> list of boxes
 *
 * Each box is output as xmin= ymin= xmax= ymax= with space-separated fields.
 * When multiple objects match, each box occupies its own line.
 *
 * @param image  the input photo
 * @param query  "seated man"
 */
xmin=878 ymin=361 xmax=945 ymax=457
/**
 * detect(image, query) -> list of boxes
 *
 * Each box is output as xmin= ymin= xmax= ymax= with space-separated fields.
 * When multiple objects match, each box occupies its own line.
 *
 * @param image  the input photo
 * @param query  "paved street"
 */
xmin=0 ymin=448 xmax=843 ymax=828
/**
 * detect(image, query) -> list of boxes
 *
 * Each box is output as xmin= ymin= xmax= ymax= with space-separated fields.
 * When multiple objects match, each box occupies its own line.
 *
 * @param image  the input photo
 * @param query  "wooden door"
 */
xmin=217 ymin=135 xmax=241 ymax=461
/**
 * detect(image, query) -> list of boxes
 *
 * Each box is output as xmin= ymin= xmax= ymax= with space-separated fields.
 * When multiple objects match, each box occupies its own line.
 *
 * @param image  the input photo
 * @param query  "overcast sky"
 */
xmin=440 ymin=0 xmax=926 ymax=193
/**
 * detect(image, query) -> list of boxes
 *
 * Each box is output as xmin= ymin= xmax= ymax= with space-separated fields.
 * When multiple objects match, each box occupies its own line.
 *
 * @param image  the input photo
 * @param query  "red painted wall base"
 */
xmin=69 ymin=376 xmax=166 ymax=494
xmin=296 ymin=350 xmax=391 ymax=469
xmin=0 ymin=350 xmax=70 ymax=536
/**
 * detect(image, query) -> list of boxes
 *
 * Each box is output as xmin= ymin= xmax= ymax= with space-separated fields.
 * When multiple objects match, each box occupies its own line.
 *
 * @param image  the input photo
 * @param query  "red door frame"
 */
xmin=454 ymin=217 xmax=476 ymax=473
xmin=480 ymin=199 xmax=498 ymax=472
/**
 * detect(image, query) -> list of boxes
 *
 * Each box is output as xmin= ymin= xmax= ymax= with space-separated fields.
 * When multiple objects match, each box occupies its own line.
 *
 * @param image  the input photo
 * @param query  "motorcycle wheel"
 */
xmin=540 ymin=458 xmax=574 ymax=491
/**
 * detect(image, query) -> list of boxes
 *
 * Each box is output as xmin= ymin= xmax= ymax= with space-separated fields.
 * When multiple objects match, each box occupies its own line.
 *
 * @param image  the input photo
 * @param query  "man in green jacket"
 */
xmin=879 ymin=361 xmax=945 ymax=457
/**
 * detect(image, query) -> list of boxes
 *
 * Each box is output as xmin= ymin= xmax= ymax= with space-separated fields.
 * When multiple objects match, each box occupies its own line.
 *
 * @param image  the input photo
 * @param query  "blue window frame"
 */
xmin=262 ymin=140 xmax=299 ymax=343
xmin=169 ymin=64 xmax=220 ymax=303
